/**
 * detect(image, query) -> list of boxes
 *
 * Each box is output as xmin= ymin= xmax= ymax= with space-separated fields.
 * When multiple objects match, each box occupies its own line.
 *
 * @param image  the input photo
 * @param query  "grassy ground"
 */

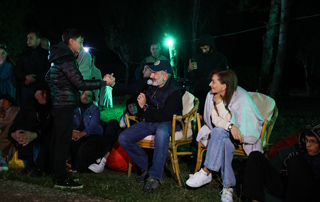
xmin=1 ymin=95 xmax=319 ymax=201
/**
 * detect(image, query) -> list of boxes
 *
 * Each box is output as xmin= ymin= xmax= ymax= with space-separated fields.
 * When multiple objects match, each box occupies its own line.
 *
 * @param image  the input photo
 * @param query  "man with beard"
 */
xmin=118 ymin=60 xmax=184 ymax=194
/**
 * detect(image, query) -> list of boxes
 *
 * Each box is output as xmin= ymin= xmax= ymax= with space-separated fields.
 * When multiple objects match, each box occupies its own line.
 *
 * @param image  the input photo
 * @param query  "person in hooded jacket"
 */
xmin=186 ymin=34 xmax=228 ymax=113
xmin=45 ymin=28 xmax=109 ymax=189
xmin=242 ymin=122 xmax=320 ymax=202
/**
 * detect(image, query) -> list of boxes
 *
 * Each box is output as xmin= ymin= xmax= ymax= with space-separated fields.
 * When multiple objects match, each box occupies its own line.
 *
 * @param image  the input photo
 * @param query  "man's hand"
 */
xmin=188 ymin=59 xmax=198 ymax=71
xmin=25 ymin=74 xmax=36 ymax=85
xmin=11 ymin=130 xmax=37 ymax=146
xmin=103 ymin=73 xmax=115 ymax=87
xmin=72 ymin=130 xmax=86 ymax=141
xmin=230 ymin=125 xmax=244 ymax=143
xmin=137 ymin=93 xmax=146 ymax=108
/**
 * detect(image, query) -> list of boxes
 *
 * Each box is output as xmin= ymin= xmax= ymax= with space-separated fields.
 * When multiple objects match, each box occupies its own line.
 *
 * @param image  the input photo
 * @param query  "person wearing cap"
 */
xmin=186 ymin=34 xmax=228 ymax=113
xmin=9 ymin=89 xmax=52 ymax=177
xmin=242 ymin=123 xmax=320 ymax=202
xmin=118 ymin=60 xmax=184 ymax=194
xmin=0 ymin=94 xmax=20 ymax=168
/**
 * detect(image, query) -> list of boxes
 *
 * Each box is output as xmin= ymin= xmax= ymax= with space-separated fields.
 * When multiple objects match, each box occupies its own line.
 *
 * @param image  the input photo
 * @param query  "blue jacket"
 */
xmin=73 ymin=103 xmax=103 ymax=136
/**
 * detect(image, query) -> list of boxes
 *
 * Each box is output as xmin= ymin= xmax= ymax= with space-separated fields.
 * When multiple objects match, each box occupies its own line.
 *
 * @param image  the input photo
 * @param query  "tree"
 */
xmin=98 ymin=0 xmax=155 ymax=83
xmin=258 ymin=0 xmax=280 ymax=94
xmin=269 ymin=0 xmax=290 ymax=99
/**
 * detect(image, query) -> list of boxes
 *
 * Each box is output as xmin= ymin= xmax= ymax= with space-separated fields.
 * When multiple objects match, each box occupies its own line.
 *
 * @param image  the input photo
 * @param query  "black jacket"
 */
xmin=186 ymin=34 xmax=228 ymax=99
xmin=9 ymin=98 xmax=53 ymax=142
xmin=143 ymin=77 xmax=184 ymax=122
xmin=14 ymin=46 xmax=50 ymax=89
xmin=45 ymin=42 xmax=106 ymax=108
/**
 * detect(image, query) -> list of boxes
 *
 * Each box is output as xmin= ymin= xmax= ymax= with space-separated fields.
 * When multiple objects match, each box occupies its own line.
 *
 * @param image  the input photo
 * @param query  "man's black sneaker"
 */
xmin=54 ymin=177 xmax=83 ymax=189
xmin=142 ymin=177 xmax=159 ymax=194
xmin=136 ymin=168 xmax=149 ymax=183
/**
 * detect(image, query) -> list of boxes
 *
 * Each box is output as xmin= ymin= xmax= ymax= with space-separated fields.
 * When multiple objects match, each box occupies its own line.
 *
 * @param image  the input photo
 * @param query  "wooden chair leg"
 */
xmin=171 ymin=147 xmax=182 ymax=186
xmin=194 ymin=147 xmax=205 ymax=173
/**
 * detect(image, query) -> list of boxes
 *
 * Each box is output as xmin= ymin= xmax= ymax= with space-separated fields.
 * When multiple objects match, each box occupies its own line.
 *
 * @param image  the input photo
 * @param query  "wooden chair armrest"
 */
xmin=125 ymin=114 xmax=141 ymax=127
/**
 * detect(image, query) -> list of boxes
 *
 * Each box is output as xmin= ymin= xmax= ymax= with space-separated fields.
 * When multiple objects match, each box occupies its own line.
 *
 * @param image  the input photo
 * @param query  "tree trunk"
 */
xmin=259 ymin=0 xmax=280 ymax=93
xmin=191 ymin=0 xmax=200 ymax=58
xmin=269 ymin=0 xmax=290 ymax=99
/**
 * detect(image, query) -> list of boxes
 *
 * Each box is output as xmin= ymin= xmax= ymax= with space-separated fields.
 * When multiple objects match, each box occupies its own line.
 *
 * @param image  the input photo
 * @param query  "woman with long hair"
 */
xmin=186 ymin=69 xmax=264 ymax=202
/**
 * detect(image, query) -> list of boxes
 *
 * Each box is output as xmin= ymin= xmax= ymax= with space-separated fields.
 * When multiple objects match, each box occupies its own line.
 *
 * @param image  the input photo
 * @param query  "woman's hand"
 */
xmin=213 ymin=93 xmax=223 ymax=105
xmin=230 ymin=125 xmax=244 ymax=143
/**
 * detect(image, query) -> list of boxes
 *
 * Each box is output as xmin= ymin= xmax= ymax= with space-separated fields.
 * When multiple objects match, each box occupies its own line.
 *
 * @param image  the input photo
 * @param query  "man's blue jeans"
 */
xmin=204 ymin=127 xmax=236 ymax=187
xmin=118 ymin=121 xmax=181 ymax=180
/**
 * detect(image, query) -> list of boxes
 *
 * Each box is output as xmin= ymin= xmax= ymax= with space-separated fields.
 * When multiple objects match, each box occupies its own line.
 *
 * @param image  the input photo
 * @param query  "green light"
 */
xmin=166 ymin=38 xmax=173 ymax=47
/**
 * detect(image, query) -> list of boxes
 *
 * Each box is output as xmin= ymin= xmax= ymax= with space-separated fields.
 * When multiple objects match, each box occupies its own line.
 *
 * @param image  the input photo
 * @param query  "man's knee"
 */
xmin=247 ymin=151 xmax=265 ymax=165
xmin=155 ymin=125 xmax=170 ymax=139
xmin=118 ymin=131 xmax=129 ymax=146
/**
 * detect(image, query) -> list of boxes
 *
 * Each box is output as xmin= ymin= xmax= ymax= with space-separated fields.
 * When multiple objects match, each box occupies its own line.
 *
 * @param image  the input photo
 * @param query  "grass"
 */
xmin=1 ymin=95 xmax=319 ymax=201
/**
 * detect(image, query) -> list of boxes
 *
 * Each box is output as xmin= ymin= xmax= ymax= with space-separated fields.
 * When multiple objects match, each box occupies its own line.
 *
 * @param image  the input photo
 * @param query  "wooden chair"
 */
xmin=194 ymin=92 xmax=279 ymax=173
xmin=125 ymin=91 xmax=199 ymax=186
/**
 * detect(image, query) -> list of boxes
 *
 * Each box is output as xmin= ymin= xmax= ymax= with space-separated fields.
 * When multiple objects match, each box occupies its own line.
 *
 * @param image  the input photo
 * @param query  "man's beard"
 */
xmin=152 ymin=74 xmax=165 ymax=86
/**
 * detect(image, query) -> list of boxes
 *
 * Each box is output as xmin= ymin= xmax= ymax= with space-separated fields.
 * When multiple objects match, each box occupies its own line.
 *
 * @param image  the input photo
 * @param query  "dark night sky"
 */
xmin=24 ymin=0 xmax=320 ymax=88
xmin=28 ymin=0 xmax=122 ymax=76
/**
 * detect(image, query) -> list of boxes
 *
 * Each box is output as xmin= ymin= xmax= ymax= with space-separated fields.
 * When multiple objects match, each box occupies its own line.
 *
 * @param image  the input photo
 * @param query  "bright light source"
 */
xmin=83 ymin=47 xmax=89 ymax=52
xmin=166 ymin=39 xmax=173 ymax=47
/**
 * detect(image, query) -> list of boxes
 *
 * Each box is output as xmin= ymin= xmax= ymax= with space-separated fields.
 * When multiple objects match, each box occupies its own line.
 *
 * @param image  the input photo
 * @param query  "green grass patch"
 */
xmin=1 ymin=96 xmax=319 ymax=201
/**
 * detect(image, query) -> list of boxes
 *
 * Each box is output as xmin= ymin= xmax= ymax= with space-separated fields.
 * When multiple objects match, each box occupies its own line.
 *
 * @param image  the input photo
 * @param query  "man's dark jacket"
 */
xmin=144 ymin=77 xmax=184 ymax=123
xmin=45 ymin=42 xmax=106 ymax=108
xmin=14 ymin=46 xmax=50 ymax=89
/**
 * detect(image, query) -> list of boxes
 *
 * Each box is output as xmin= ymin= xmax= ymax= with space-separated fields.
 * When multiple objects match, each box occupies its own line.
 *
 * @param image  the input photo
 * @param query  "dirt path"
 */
xmin=0 ymin=179 xmax=112 ymax=202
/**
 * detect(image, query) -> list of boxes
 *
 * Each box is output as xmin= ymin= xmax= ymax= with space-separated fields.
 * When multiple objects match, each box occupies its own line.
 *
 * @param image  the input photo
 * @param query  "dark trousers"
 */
xmin=242 ymin=151 xmax=319 ymax=202
xmin=70 ymin=134 xmax=104 ymax=173
xmin=69 ymin=119 xmax=121 ymax=173
xmin=102 ymin=119 xmax=122 ymax=154
xmin=51 ymin=107 xmax=74 ymax=182
xmin=18 ymin=132 xmax=51 ymax=173
xmin=18 ymin=141 xmax=35 ymax=168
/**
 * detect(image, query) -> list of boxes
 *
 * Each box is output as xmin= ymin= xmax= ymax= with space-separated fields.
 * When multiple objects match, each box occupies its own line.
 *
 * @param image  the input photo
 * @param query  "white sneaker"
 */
xmin=88 ymin=157 xmax=106 ymax=173
xmin=220 ymin=187 xmax=233 ymax=202
xmin=186 ymin=168 xmax=212 ymax=188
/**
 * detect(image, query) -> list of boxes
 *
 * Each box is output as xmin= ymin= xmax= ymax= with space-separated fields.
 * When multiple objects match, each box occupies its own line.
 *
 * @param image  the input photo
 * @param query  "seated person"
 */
xmin=186 ymin=69 xmax=264 ymax=202
xmin=0 ymin=94 xmax=20 ymax=170
xmin=88 ymin=96 xmax=142 ymax=173
xmin=70 ymin=90 xmax=118 ymax=173
xmin=242 ymin=123 xmax=320 ymax=202
xmin=118 ymin=60 xmax=184 ymax=194
xmin=10 ymin=88 xmax=52 ymax=176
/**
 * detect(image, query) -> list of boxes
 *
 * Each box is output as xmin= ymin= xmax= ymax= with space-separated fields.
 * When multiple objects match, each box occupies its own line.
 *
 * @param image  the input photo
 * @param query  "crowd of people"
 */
xmin=0 ymin=29 xmax=319 ymax=202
